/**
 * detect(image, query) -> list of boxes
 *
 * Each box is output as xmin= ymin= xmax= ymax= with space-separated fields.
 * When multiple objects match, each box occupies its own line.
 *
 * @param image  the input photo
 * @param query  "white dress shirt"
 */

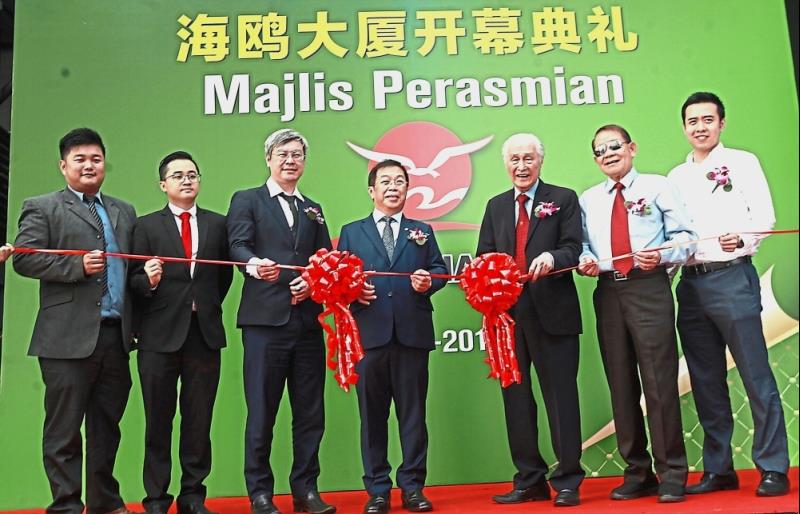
xmin=373 ymin=209 xmax=403 ymax=243
xmin=667 ymin=143 xmax=775 ymax=264
xmin=246 ymin=177 xmax=307 ymax=279
xmin=579 ymin=168 xmax=695 ymax=272
xmin=168 ymin=203 xmax=198 ymax=277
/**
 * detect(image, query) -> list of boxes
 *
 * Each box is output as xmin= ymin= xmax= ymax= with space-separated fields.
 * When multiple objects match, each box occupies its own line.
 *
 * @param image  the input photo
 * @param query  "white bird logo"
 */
xmin=346 ymin=135 xmax=494 ymax=179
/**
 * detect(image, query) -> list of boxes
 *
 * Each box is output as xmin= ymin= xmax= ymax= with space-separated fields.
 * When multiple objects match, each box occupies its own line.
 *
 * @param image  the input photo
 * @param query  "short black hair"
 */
xmin=681 ymin=92 xmax=725 ymax=122
xmin=59 ymin=128 xmax=105 ymax=159
xmin=158 ymin=150 xmax=200 ymax=180
xmin=368 ymin=159 xmax=409 ymax=187
xmin=591 ymin=124 xmax=631 ymax=149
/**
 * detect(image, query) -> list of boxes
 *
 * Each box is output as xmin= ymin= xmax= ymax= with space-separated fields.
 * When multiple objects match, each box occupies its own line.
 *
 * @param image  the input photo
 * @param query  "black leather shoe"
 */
xmin=657 ymin=483 xmax=686 ymax=503
xmin=177 ymin=503 xmax=218 ymax=514
xmin=686 ymin=472 xmax=739 ymax=494
xmin=756 ymin=471 xmax=790 ymax=497
xmin=492 ymin=482 xmax=550 ymax=503
xmin=609 ymin=477 xmax=659 ymax=500
xmin=364 ymin=494 xmax=390 ymax=514
xmin=553 ymin=489 xmax=580 ymax=507
xmin=251 ymin=494 xmax=281 ymax=514
xmin=293 ymin=491 xmax=336 ymax=514
xmin=401 ymin=489 xmax=433 ymax=512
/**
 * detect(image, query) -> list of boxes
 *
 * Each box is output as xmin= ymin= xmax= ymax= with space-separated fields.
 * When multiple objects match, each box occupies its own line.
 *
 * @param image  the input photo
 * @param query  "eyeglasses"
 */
xmin=164 ymin=172 xmax=201 ymax=183
xmin=273 ymin=151 xmax=305 ymax=162
xmin=509 ymin=156 xmax=536 ymax=166
xmin=593 ymin=140 xmax=627 ymax=158
xmin=377 ymin=178 xmax=408 ymax=187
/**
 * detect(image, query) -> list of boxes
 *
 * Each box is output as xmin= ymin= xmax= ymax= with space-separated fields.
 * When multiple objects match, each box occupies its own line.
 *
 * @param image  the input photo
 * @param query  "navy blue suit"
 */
xmin=338 ymin=214 xmax=446 ymax=494
xmin=226 ymin=184 xmax=332 ymax=499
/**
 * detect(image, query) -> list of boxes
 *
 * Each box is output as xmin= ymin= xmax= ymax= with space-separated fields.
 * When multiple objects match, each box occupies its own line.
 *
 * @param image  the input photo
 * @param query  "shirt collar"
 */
xmin=266 ymin=176 xmax=305 ymax=201
xmin=514 ymin=179 xmax=540 ymax=201
xmin=68 ymin=186 xmax=104 ymax=204
xmin=685 ymin=142 xmax=726 ymax=164
xmin=372 ymin=209 xmax=403 ymax=225
xmin=168 ymin=202 xmax=197 ymax=218
xmin=603 ymin=167 xmax=638 ymax=193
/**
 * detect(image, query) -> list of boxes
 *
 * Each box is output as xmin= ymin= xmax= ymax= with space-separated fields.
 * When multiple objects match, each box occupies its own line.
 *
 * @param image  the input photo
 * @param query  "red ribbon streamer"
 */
xmin=302 ymin=249 xmax=366 ymax=391
xmin=459 ymin=253 xmax=524 ymax=388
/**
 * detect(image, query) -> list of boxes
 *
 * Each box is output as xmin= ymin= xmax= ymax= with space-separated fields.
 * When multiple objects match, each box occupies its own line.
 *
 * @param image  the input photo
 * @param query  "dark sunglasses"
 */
xmin=593 ymin=139 xmax=627 ymax=158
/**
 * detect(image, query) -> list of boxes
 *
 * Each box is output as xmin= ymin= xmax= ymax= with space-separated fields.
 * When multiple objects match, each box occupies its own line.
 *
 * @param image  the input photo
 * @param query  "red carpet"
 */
xmin=4 ymin=469 xmax=798 ymax=514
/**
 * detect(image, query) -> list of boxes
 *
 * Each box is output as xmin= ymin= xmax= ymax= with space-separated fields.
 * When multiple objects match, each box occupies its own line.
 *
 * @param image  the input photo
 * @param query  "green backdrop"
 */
xmin=1 ymin=0 xmax=797 ymax=508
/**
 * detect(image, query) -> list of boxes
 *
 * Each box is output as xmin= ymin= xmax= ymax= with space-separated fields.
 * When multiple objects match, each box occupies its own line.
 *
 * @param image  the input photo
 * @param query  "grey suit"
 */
xmin=13 ymin=187 xmax=137 ymax=514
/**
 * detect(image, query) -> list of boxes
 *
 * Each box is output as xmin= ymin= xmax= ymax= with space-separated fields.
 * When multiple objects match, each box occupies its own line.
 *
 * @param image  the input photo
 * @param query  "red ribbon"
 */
xmin=459 ymin=253 xmax=524 ymax=388
xmin=302 ymin=249 xmax=366 ymax=391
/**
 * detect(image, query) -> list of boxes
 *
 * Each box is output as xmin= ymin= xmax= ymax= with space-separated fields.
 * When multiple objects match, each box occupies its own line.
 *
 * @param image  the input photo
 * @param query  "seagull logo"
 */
xmin=347 ymin=121 xmax=492 ymax=221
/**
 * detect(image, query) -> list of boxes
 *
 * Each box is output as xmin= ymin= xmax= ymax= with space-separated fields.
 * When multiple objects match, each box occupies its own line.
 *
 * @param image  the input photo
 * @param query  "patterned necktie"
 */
xmin=84 ymin=195 xmax=108 ymax=295
xmin=611 ymin=182 xmax=634 ymax=276
xmin=179 ymin=212 xmax=192 ymax=260
xmin=381 ymin=216 xmax=395 ymax=261
xmin=515 ymin=194 xmax=530 ymax=272
xmin=279 ymin=192 xmax=299 ymax=241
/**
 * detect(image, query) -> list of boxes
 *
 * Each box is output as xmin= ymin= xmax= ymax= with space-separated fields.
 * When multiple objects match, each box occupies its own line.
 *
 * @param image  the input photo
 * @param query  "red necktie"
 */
xmin=515 ymin=194 xmax=530 ymax=272
xmin=179 ymin=211 xmax=192 ymax=260
xmin=611 ymin=182 xmax=633 ymax=276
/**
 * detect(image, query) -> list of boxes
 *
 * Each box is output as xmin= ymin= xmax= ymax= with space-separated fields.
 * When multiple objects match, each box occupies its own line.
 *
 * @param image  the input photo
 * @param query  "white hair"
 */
xmin=264 ymin=128 xmax=309 ymax=157
xmin=501 ymin=133 xmax=544 ymax=160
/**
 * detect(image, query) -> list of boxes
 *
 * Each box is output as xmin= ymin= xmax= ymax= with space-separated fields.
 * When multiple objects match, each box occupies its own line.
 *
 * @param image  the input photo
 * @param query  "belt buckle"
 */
xmin=612 ymin=271 xmax=628 ymax=282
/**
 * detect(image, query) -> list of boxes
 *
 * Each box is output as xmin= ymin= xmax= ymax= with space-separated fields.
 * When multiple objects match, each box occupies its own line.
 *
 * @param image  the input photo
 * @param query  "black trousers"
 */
xmin=594 ymin=270 xmax=687 ymax=486
xmin=355 ymin=342 xmax=430 ymax=495
xmin=138 ymin=314 xmax=221 ymax=510
xmin=242 ymin=308 xmax=326 ymax=499
xmin=502 ymin=312 xmax=584 ymax=491
xmin=39 ymin=321 xmax=132 ymax=514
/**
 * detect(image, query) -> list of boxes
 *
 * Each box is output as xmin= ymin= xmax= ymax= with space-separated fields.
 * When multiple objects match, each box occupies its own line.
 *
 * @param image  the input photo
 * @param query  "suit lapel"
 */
xmin=294 ymin=198 xmax=309 ymax=250
xmin=359 ymin=216 xmax=390 ymax=265
xmin=63 ymin=189 xmax=101 ymax=231
xmin=502 ymin=189 xmax=516 ymax=250
xmin=390 ymin=215 xmax=412 ymax=270
xmin=196 ymin=207 xmax=210 ymax=260
xmin=526 ymin=181 xmax=550 ymax=246
xmin=104 ymin=196 xmax=120 ymax=230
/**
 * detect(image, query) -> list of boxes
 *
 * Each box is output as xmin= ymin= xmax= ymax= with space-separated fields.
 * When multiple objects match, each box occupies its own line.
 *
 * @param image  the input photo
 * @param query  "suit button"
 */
xmin=96 ymin=302 xmax=101 ymax=306
xmin=96 ymin=235 xmax=101 ymax=239
xmin=96 ymin=278 xmax=101 ymax=284
xmin=387 ymin=291 xmax=393 ymax=297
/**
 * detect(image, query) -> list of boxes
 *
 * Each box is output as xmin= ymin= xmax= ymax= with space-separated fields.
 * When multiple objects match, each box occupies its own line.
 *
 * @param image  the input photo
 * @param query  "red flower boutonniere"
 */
xmin=303 ymin=206 xmax=325 ymax=224
xmin=406 ymin=228 xmax=429 ymax=245
xmin=706 ymin=166 xmax=732 ymax=193
xmin=624 ymin=198 xmax=652 ymax=216
xmin=533 ymin=201 xmax=560 ymax=218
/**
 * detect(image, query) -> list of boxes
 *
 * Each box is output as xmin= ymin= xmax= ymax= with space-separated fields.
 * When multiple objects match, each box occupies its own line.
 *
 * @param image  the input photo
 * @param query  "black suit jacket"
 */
xmin=129 ymin=206 xmax=233 ymax=351
xmin=476 ymin=181 xmax=582 ymax=335
xmin=227 ymin=184 xmax=332 ymax=328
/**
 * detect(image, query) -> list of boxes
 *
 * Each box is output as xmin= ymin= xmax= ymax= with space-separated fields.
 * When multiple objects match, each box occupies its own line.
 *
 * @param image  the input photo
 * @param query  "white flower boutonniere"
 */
xmin=406 ymin=227 xmax=429 ymax=245
xmin=303 ymin=206 xmax=325 ymax=224
xmin=533 ymin=201 xmax=560 ymax=218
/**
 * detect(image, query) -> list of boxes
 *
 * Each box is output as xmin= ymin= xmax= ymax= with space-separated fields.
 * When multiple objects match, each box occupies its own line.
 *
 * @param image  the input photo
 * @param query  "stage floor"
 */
xmin=5 ymin=468 xmax=798 ymax=514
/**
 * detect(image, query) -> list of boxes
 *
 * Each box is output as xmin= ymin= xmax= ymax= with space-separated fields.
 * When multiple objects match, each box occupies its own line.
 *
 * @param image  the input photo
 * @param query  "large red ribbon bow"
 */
xmin=302 ymin=248 xmax=366 ymax=391
xmin=460 ymin=252 xmax=524 ymax=387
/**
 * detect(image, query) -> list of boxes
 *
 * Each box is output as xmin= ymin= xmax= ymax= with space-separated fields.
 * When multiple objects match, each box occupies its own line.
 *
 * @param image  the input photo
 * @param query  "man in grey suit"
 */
xmin=13 ymin=128 xmax=139 ymax=514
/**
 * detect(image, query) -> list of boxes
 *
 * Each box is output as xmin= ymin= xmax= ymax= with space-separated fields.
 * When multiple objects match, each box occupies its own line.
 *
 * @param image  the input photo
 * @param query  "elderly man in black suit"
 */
xmin=13 ymin=128 xmax=139 ymax=514
xmin=227 ymin=128 xmax=334 ymax=514
xmin=129 ymin=151 xmax=233 ymax=514
xmin=476 ymin=133 xmax=585 ymax=507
